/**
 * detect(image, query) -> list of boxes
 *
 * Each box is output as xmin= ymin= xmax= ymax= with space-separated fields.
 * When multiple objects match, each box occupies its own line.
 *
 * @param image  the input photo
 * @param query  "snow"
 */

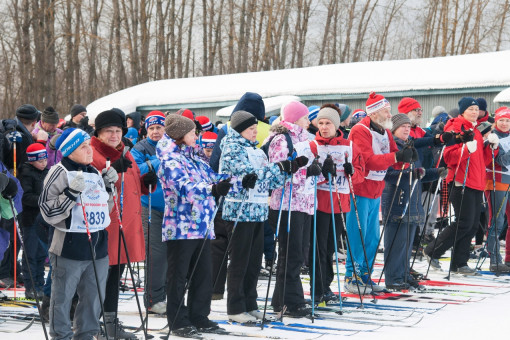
xmin=86 ymin=51 xmax=510 ymax=123
xmin=494 ymin=87 xmax=510 ymax=104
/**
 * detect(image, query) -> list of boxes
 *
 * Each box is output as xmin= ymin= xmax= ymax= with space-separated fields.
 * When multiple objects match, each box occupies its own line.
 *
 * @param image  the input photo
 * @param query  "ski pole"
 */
xmin=78 ymin=184 xmax=109 ymax=340
xmin=327 ymin=173 xmax=343 ymax=312
xmin=106 ymin=158 xmax=148 ymax=340
xmin=490 ymin=149 xmax=499 ymax=274
xmin=145 ymin=184 xmax=152 ymax=331
xmin=280 ymin=172 xmax=294 ymax=322
xmin=311 ymin=174 xmax=318 ymax=321
xmin=404 ymin=165 xmax=413 ymax=286
xmin=262 ymin=176 xmax=288 ymax=329
xmin=8 ymin=198 xmax=49 ymax=340
xmin=13 ymin=142 xmax=17 ymax=298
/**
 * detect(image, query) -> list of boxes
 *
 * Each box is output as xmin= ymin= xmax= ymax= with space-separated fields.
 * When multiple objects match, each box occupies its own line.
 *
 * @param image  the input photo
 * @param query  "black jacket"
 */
xmin=19 ymin=163 xmax=48 ymax=227
xmin=0 ymin=118 xmax=34 ymax=172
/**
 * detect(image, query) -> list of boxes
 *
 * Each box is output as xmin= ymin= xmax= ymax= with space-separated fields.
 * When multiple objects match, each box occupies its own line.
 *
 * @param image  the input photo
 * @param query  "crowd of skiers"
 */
xmin=0 ymin=91 xmax=509 ymax=340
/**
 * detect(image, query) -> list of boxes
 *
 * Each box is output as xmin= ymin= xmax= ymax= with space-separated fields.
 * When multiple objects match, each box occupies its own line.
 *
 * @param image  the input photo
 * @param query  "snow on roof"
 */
xmin=216 ymin=95 xmax=300 ymax=117
xmin=87 ymin=50 xmax=510 ymax=123
xmin=495 ymin=87 xmax=510 ymax=103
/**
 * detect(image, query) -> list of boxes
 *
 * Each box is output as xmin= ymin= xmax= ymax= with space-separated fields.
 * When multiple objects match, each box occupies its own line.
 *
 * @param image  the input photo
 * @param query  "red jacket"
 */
xmin=91 ymin=137 xmax=149 ymax=265
xmin=443 ymin=116 xmax=495 ymax=191
xmin=348 ymin=116 xmax=400 ymax=199
xmin=410 ymin=126 xmax=426 ymax=139
xmin=310 ymin=131 xmax=365 ymax=213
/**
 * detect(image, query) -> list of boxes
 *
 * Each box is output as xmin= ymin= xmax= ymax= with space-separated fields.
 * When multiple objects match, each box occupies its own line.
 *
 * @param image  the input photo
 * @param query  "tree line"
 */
xmin=0 ymin=0 xmax=508 ymax=119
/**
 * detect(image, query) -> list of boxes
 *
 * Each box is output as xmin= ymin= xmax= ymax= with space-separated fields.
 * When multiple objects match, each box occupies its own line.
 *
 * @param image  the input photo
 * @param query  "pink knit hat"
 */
xmin=282 ymin=101 xmax=309 ymax=123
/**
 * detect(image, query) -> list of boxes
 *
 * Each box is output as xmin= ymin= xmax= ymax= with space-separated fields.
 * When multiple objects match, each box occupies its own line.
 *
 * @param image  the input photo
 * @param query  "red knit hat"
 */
xmin=145 ymin=110 xmax=166 ymax=129
xmin=495 ymin=106 xmax=509 ymax=115
xmin=27 ymin=143 xmax=47 ymax=162
xmin=366 ymin=92 xmax=391 ymax=116
xmin=176 ymin=108 xmax=195 ymax=121
xmin=196 ymin=116 xmax=213 ymax=131
xmin=495 ymin=109 xmax=510 ymax=122
xmin=398 ymin=97 xmax=421 ymax=114
xmin=199 ymin=131 xmax=217 ymax=149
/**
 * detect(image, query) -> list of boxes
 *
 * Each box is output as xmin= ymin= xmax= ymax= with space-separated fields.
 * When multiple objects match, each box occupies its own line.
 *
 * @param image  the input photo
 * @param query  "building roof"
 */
xmin=495 ymin=87 xmax=510 ymax=103
xmin=87 ymin=50 xmax=510 ymax=122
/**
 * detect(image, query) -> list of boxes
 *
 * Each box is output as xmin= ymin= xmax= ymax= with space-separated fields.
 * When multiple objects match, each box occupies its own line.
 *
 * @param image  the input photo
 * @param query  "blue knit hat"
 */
xmin=232 ymin=92 xmax=265 ymax=121
xmin=476 ymin=97 xmax=487 ymax=112
xmin=55 ymin=128 xmax=90 ymax=157
xmin=308 ymin=105 xmax=320 ymax=121
xmin=458 ymin=97 xmax=479 ymax=115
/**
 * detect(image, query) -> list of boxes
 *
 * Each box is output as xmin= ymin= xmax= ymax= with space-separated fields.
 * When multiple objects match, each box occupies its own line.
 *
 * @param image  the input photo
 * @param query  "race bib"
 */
xmin=313 ymin=141 xmax=352 ymax=194
xmin=361 ymin=125 xmax=390 ymax=181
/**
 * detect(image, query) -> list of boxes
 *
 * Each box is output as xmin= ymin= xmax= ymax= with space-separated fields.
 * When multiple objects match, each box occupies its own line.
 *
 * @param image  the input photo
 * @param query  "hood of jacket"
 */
xmin=221 ymin=127 xmax=258 ymax=150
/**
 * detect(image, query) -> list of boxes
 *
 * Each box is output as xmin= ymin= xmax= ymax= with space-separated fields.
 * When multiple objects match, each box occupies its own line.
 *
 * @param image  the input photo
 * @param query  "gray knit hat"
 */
xmin=230 ymin=110 xmax=258 ymax=133
xmin=391 ymin=113 xmax=411 ymax=133
xmin=165 ymin=114 xmax=196 ymax=140
xmin=41 ymin=106 xmax=59 ymax=124
xmin=317 ymin=107 xmax=341 ymax=130
xmin=431 ymin=106 xmax=446 ymax=118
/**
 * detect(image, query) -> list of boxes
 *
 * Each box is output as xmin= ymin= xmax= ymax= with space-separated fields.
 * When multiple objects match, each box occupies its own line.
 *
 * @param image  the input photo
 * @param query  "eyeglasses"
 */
xmin=412 ymin=109 xmax=423 ymax=113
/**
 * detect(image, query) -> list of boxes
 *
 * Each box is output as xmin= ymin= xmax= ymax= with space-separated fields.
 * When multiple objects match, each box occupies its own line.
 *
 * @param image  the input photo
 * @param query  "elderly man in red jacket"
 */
xmin=345 ymin=92 xmax=417 ymax=294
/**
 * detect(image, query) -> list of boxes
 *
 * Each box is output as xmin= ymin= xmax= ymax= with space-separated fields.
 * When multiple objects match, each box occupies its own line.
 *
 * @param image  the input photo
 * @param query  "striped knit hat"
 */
xmin=196 ymin=116 xmax=213 ymax=132
xmin=366 ymin=92 xmax=391 ymax=116
xmin=145 ymin=111 xmax=166 ymax=129
xmin=308 ymin=106 xmax=320 ymax=121
xmin=55 ymin=128 xmax=91 ymax=157
xmin=27 ymin=143 xmax=47 ymax=162
xmin=199 ymin=131 xmax=217 ymax=149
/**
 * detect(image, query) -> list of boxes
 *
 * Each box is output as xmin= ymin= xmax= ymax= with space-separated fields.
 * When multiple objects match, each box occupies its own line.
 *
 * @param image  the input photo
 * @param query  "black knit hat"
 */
xmin=70 ymin=104 xmax=87 ymax=118
xmin=94 ymin=109 xmax=128 ymax=136
xmin=16 ymin=104 xmax=40 ymax=121
xmin=230 ymin=110 xmax=258 ymax=134
xmin=41 ymin=106 xmax=59 ymax=124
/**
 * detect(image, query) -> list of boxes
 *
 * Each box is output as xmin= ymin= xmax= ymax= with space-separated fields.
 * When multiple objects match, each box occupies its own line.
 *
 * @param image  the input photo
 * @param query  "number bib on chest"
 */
xmin=313 ymin=141 xmax=352 ymax=194
xmin=245 ymin=147 xmax=270 ymax=203
xmin=294 ymin=141 xmax=315 ymax=195
xmin=361 ymin=125 xmax=390 ymax=181
xmin=491 ymin=135 xmax=510 ymax=176
xmin=60 ymin=165 xmax=111 ymax=233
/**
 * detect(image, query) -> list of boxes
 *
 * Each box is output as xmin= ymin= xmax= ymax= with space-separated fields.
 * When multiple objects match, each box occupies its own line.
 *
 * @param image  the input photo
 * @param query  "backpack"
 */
xmin=260 ymin=132 xmax=294 ymax=158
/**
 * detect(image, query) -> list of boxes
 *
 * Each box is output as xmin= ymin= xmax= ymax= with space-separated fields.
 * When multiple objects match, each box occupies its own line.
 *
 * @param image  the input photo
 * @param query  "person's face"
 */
xmin=126 ymin=118 xmax=134 ymax=128
xmin=97 ymin=126 xmax=123 ymax=148
xmin=147 ymin=124 xmax=164 ymax=141
xmin=318 ymin=118 xmax=336 ymax=139
xmin=497 ymin=118 xmax=510 ymax=132
xmin=394 ymin=123 xmax=411 ymax=141
xmin=183 ymin=129 xmax=198 ymax=147
xmin=463 ymin=105 xmax=479 ymax=123
xmin=73 ymin=111 xmax=86 ymax=123
xmin=41 ymin=121 xmax=58 ymax=133
xmin=240 ymin=124 xmax=258 ymax=142
xmin=203 ymin=148 xmax=213 ymax=157
xmin=31 ymin=158 xmax=48 ymax=170
xmin=68 ymin=140 xmax=93 ymax=165
xmin=294 ymin=115 xmax=310 ymax=130
xmin=407 ymin=108 xmax=423 ymax=126
xmin=372 ymin=107 xmax=393 ymax=130
xmin=478 ymin=110 xmax=486 ymax=118
xmin=311 ymin=118 xmax=318 ymax=128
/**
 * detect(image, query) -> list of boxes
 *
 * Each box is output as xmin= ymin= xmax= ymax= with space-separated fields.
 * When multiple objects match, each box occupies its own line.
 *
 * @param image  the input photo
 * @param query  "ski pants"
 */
xmin=383 ymin=218 xmax=418 ymax=286
xmin=211 ymin=210 xmax=234 ymax=296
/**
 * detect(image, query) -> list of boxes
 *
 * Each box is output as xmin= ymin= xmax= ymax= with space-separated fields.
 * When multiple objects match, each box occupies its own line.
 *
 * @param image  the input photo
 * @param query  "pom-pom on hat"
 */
xmin=308 ymin=106 xmax=320 ymax=121
xmin=165 ymin=114 xmax=196 ymax=140
xmin=55 ymin=128 xmax=91 ymax=157
xmin=458 ymin=97 xmax=479 ymax=115
xmin=282 ymin=101 xmax=308 ymax=124
xmin=199 ymin=131 xmax=217 ymax=149
xmin=391 ymin=113 xmax=412 ymax=133
xmin=27 ymin=143 xmax=47 ymax=162
xmin=196 ymin=116 xmax=213 ymax=132
xmin=230 ymin=110 xmax=258 ymax=134
xmin=366 ymin=92 xmax=391 ymax=116
xmin=397 ymin=98 xmax=421 ymax=114
xmin=495 ymin=109 xmax=510 ymax=122
xmin=145 ymin=111 xmax=166 ymax=129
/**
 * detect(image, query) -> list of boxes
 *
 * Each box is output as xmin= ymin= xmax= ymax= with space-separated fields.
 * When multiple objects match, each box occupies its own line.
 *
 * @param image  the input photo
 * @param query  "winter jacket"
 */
xmin=443 ymin=115 xmax=495 ymax=191
xmin=310 ymin=130 xmax=365 ymax=213
xmin=132 ymin=138 xmax=164 ymax=212
xmin=91 ymin=136 xmax=149 ymax=265
xmin=220 ymin=128 xmax=285 ymax=222
xmin=63 ymin=119 xmax=95 ymax=135
xmin=39 ymin=157 xmax=113 ymax=261
xmin=477 ymin=112 xmax=494 ymax=126
xmin=19 ymin=163 xmax=48 ymax=227
xmin=382 ymin=137 xmax=440 ymax=224
xmin=210 ymin=121 xmax=270 ymax=173
xmin=0 ymin=118 xmax=34 ymax=173
xmin=485 ymin=128 xmax=510 ymax=190
xmin=156 ymin=134 xmax=236 ymax=241
xmin=0 ymin=161 xmax=23 ymax=217
xmin=348 ymin=116 xmax=400 ymax=199
xmin=267 ymin=121 xmax=314 ymax=215
xmin=32 ymin=121 xmax=62 ymax=144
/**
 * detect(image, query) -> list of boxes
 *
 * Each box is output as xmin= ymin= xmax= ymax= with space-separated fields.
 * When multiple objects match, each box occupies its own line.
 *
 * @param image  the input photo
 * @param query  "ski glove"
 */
xmin=466 ymin=140 xmax=477 ymax=154
xmin=1 ymin=177 xmax=17 ymax=199
xmin=242 ymin=173 xmax=258 ymax=189
xmin=143 ymin=170 xmax=159 ymax=188
xmin=395 ymin=147 xmax=414 ymax=163
xmin=111 ymin=154 xmax=132 ymax=173
xmin=343 ymin=162 xmax=354 ymax=176
xmin=456 ymin=129 xmax=475 ymax=143
xmin=69 ymin=172 xmax=85 ymax=195
xmin=277 ymin=155 xmax=309 ymax=174
xmin=487 ymin=133 xmax=499 ymax=150
xmin=212 ymin=179 xmax=232 ymax=197
xmin=321 ymin=156 xmax=336 ymax=178
xmin=412 ymin=167 xmax=426 ymax=180
xmin=438 ymin=167 xmax=448 ymax=179
xmin=411 ymin=147 xmax=419 ymax=162
xmin=306 ymin=158 xmax=322 ymax=177
xmin=101 ymin=167 xmax=119 ymax=191
xmin=434 ymin=131 xmax=454 ymax=145
xmin=6 ymin=131 xmax=22 ymax=143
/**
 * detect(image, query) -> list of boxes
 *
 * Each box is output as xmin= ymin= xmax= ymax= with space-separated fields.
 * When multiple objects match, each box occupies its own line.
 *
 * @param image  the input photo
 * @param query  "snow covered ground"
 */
xmin=1 ymin=249 xmax=510 ymax=339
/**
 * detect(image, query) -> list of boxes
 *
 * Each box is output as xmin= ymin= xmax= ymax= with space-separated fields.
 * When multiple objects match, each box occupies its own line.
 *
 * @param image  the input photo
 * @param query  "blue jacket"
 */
xmin=219 ymin=129 xmax=284 ymax=222
xmin=132 ymin=138 xmax=164 ymax=212
xmin=381 ymin=137 xmax=440 ymax=224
